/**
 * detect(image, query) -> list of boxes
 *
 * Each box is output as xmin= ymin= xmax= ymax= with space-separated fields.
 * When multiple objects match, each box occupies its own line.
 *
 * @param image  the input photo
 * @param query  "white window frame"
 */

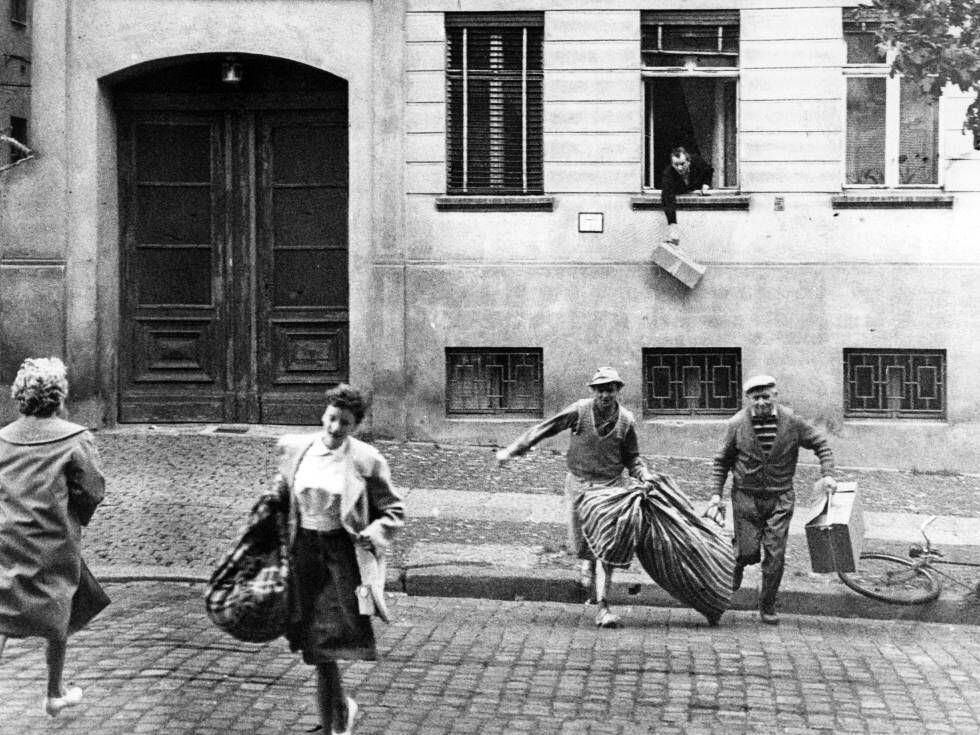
xmin=640 ymin=14 xmax=740 ymax=192
xmin=842 ymin=46 xmax=943 ymax=189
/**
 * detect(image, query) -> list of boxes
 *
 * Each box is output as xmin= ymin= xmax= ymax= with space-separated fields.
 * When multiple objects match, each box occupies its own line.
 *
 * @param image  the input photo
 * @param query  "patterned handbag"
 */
xmin=204 ymin=492 xmax=291 ymax=643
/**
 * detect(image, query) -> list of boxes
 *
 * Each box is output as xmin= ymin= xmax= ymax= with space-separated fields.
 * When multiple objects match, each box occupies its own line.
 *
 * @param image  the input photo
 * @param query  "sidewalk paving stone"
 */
xmin=70 ymin=431 xmax=980 ymax=627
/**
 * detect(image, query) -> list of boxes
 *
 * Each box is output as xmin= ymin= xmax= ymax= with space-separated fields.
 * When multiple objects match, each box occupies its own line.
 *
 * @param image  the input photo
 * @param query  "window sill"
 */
xmin=844 ymin=417 xmax=947 ymax=424
xmin=631 ymin=193 xmax=750 ymax=211
xmin=832 ymin=192 xmax=953 ymax=209
xmin=435 ymin=195 xmax=555 ymax=212
xmin=446 ymin=416 xmax=544 ymax=422
xmin=643 ymin=416 xmax=732 ymax=424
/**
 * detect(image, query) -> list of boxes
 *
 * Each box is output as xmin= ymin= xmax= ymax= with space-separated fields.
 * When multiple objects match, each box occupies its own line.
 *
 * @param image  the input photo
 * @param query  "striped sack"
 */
xmin=204 ymin=492 xmax=291 ymax=643
xmin=577 ymin=482 xmax=649 ymax=567
xmin=634 ymin=475 xmax=735 ymax=623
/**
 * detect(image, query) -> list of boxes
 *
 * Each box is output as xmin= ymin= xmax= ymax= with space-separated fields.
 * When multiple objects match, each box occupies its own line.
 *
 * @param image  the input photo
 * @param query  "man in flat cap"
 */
xmin=496 ymin=367 xmax=656 ymax=628
xmin=708 ymin=374 xmax=837 ymax=624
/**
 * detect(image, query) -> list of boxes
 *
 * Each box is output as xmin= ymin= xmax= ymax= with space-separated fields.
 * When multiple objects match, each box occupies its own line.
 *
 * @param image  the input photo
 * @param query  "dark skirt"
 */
xmin=288 ymin=528 xmax=376 ymax=664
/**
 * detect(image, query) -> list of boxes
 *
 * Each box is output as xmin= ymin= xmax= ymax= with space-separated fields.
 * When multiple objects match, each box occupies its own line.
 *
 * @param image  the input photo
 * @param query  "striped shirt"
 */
xmin=751 ymin=407 xmax=779 ymax=454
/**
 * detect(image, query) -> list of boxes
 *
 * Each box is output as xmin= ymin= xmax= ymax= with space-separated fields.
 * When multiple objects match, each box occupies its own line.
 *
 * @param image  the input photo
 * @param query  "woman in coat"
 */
xmin=274 ymin=384 xmax=404 ymax=734
xmin=0 ymin=357 xmax=108 ymax=716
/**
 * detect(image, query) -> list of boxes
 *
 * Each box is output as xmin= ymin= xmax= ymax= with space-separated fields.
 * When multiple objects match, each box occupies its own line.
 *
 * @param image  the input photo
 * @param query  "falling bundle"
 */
xmin=577 ymin=475 xmax=735 ymax=624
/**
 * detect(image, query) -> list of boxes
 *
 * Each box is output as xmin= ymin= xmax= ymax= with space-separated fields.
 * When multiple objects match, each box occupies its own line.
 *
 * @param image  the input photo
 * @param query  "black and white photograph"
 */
xmin=1 ymin=0 xmax=979 ymax=732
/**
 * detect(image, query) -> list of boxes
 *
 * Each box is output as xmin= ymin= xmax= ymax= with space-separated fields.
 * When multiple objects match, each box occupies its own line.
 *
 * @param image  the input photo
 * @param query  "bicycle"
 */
xmin=837 ymin=516 xmax=980 ymax=605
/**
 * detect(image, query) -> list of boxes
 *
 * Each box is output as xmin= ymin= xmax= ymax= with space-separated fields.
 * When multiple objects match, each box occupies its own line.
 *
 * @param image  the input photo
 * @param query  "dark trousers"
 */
xmin=731 ymin=487 xmax=795 ymax=612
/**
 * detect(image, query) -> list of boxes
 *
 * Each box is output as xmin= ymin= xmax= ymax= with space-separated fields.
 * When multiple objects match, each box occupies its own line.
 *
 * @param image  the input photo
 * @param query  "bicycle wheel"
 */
xmin=837 ymin=553 xmax=941 ymax=605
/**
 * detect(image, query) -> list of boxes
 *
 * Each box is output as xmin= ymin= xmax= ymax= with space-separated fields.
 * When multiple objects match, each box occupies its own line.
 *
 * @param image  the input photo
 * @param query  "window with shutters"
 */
xmin=641 ymin=11 xmax=739 ymax=190
xmin=843 ymin=349 xmax=945 ymax=419
xmin=446 ymin=348 xmax=543 ymax=417
xmin=843 ymin=11 xmax=939 ymax=187
xmin=642 ymin=348 xmax=741 ymax=416
xmin=445 ymin=14 xmax=544 ymax=196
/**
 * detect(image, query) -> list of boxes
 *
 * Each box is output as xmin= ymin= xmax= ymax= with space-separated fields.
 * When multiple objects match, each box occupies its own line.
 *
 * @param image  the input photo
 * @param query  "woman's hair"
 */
xmin=11 ymin=357 xmax=69 ymax=417
xmin=323 ymin=383 xmax=371 ymax=424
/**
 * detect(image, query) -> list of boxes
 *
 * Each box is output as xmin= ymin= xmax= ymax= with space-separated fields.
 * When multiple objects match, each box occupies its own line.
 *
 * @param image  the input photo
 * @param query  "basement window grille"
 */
xmin=844 ymin=349 xmax=946 ymax=419
xmin=446 ymin=348 xmax=543 ymax=416
xmin=643 ymin=348 xmax=741 ymax=416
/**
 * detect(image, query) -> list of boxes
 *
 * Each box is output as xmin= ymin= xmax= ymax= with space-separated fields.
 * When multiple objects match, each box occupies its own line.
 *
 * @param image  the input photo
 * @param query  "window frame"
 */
xmin=842 ymin=19 xmax=943 ymax=189
xmin=641 ymin=347 xmax=742 ymax=418
xmin=641 ymin=11 xmax=741 ymax=192
xmin=445 ymin=347 xmax=544 ymax=418
xmin=444 ymin=12 xmax=544 ymax=198
xmin=10 ymin=0 xmax=27 ymax=26
xmin=843 ymin=348 xmax=947 ymax=420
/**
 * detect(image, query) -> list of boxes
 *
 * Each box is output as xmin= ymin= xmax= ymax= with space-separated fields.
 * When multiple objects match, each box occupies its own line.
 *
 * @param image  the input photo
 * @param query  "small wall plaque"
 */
xmin=578 ymin=212 xmax=604 ymax=233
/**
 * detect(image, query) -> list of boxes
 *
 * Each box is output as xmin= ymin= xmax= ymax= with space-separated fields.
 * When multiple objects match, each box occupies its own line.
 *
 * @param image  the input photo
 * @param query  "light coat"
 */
xmin=272 ymin=434 xmax=404 ymax=621
xmin=0 ymin=416 xmax=105 ymax=638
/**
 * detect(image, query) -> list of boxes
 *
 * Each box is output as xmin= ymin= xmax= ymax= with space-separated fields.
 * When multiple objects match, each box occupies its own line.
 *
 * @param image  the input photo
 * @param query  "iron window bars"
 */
xmin=844 ymin=349 xmax=945 ymax=419
xmin=643 ymin=348 xmax=741 ymax=416
xmin=446 ymin=347 xmax=544 ymax=416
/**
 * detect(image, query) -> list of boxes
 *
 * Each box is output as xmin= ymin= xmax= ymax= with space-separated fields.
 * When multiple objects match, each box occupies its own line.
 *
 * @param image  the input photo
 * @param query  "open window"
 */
xmin=642 ymin=11 xmax=739 ymax=190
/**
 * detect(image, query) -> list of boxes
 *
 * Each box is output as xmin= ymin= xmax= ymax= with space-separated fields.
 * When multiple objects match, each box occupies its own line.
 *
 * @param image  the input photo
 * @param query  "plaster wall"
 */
xmin=0 ymin=0 xmax=381 ymax=425
xmin=380 ymin=1 xmax=980 ymax=470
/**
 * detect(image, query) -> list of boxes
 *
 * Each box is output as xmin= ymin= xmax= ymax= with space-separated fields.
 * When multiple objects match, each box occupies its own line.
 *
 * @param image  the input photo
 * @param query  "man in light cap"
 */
xmin=708 ymin=374 xmax=837 ymax=625
xmin=496 ymin=367 xmax=656 ymax=628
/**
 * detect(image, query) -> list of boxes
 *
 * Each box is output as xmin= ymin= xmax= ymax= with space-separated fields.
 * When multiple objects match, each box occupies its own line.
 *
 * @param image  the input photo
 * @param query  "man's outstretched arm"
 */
xmin=496 ymin=404 xmax=579 ymax=464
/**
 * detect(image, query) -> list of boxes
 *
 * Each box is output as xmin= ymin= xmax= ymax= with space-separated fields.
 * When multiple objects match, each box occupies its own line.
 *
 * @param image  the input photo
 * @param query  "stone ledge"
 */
xmin=831 ymin=193 xmax=954 ymax=209
xmin=631 ymin=193 xmax=750 ymax=211
xmin=435 ymin=195 xmax=555 ymax=212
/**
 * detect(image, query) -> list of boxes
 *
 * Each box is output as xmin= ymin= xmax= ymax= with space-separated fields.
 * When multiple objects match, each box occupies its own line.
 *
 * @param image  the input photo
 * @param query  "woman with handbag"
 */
xmin=0 ymin=357 xmax=108 ymax=717
xmin=275 ymin=384 xmax=404 ymax=734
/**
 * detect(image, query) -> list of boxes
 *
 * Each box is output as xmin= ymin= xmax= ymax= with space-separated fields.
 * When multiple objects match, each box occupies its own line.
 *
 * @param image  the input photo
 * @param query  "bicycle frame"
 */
xmin=909 ymin=516 xmax=980 ymax=591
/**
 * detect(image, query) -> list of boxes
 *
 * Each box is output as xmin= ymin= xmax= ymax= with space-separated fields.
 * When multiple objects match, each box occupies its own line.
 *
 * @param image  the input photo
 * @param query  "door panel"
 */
xmin=119 ymin=101 xmax=349 ymax=424
xmin=118 ymin=114 xmax=231 ymax=422
xmin=257 ymin=109 xmax=349 ymax=423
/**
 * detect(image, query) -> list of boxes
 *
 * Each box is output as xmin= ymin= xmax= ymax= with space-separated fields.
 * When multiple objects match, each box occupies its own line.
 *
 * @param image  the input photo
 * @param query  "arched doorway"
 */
xmin=114 ymin=55 xmax=348 ymax=424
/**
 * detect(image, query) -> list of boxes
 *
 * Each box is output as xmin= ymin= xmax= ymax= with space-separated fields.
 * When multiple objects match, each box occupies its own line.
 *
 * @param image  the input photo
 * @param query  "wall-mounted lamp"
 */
xmin=221 ymin=57 xmax=243 ymax=84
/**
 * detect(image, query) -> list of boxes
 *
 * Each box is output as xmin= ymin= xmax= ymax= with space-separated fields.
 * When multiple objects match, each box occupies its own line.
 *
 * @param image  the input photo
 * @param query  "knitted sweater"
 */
xmin=711 ymin=405 xmax=835 ymax=495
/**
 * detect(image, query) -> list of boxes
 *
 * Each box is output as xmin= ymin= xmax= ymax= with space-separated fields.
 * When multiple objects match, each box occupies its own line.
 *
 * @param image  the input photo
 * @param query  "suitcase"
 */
xmin=651 ymin=241 xmax=706 ymax=288
xmin=805 ymin=481 xmax=864 ymax=573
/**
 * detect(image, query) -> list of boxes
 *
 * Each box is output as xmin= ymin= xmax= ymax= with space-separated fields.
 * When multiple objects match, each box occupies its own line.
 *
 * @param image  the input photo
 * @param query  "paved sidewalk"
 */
xmin=77 ymin=429 xmax=980 ymax=626
xmin=2 ymin=582 xmax=980 ymax=735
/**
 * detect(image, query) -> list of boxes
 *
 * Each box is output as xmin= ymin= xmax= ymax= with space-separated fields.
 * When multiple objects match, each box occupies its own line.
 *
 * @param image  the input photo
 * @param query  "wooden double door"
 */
xmin=118 ymin=99 xmax=349 ymax=424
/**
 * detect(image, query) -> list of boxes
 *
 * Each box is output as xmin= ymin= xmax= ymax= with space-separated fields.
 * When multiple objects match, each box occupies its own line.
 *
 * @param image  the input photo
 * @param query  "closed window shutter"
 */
xmin=446 ymin=15 xmax=543 ymax=195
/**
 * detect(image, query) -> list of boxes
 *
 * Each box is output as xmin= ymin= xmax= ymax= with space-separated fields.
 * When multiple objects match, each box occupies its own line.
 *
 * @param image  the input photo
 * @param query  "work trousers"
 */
xmin=731 ymin=486 xmax=795 ymax=612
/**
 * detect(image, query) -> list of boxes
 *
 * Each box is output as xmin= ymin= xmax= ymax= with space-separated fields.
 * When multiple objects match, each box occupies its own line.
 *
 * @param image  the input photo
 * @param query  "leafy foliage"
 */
xmin=868 ymin=0 xmax=980 ymax=143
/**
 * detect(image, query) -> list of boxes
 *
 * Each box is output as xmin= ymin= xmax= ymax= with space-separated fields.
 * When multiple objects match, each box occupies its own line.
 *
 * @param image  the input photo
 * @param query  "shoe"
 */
xmin=732 ymin=566 xmax=744 ymax=592
xmin=43 ymin=686 xmax=83 ymax=717
xmin=759 ymin=609 xmax=779 ymax=625
xmin=332 ymin=696 xmax=358 ymax=735
xmin=595 ymin=609 xmax=623 ymax=629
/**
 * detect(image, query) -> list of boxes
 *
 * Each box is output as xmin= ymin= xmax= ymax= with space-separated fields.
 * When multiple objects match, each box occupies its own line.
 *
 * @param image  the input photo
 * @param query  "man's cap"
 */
xmin=588 ymin=367 xmax=624 ymax=388
xmin=743 ymin=374 xmax=777 ymax=394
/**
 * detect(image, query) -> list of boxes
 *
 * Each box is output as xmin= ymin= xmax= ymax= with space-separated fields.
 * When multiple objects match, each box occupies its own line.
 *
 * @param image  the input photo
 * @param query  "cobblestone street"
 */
xmin=2 ymin=583 xmax=979 ymax=734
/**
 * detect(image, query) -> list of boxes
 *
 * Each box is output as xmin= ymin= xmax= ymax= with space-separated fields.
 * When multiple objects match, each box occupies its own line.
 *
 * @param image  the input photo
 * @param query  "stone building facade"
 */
xmin=1 ymin=0 xmax=978 ymax=471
